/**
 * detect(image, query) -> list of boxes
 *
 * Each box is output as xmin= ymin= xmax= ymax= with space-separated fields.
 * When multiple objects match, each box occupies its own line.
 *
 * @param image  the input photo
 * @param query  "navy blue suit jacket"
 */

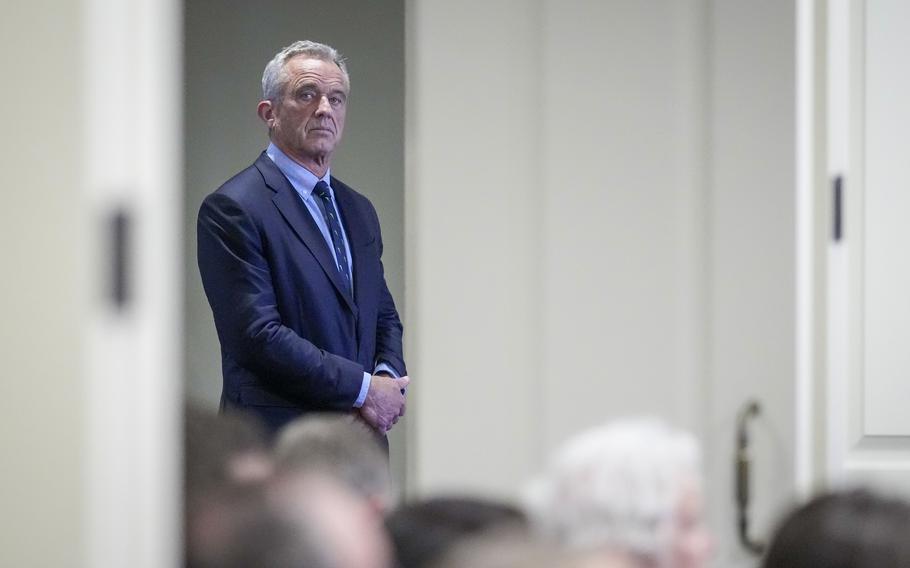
xmin=197 ymin=152 xmax=406 ymax=432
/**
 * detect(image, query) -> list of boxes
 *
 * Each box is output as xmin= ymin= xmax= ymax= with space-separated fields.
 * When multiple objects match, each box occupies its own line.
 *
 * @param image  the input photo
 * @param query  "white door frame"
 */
xmin=82 ymin=0 xmax=182 ymax=566
xmin=795 ymin=0 xmax=824 ymax=498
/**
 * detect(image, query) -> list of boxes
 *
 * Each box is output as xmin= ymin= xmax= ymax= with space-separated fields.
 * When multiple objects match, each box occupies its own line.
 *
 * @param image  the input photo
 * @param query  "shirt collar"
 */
xmin=266 ymin=142 xmax=332 ymax=198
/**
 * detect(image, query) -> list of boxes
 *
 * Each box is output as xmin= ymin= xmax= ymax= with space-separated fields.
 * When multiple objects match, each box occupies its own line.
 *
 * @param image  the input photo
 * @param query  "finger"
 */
xmin=362 ymin=408 xmax=379 ymax=430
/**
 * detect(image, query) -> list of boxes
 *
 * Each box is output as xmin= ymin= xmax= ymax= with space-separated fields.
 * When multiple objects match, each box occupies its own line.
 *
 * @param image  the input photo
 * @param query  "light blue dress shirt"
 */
xmin=265 ymin=144 xmax=399 ymax=408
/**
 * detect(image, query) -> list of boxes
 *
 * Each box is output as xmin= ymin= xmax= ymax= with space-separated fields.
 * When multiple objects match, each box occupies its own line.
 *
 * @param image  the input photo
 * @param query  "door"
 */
xmin=822 ymin=0 xmax=910 ymax=493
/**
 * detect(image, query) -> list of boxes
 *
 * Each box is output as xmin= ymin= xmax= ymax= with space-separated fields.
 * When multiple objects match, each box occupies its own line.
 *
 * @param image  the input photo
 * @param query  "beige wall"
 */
xmin=0 ymin=1 xmax=86 ymax=566
xmin=406 ymin=0 xmax=712 ymax=496
xmin=405 ymin=0 xmax=547 ymax=496
xmin=538 ymin=0 xmax=710 ymax=455
xmin=406 ymin=2 xmax=798 ymax=565
xmin=707 ymin=1 xmax=797 ymax=564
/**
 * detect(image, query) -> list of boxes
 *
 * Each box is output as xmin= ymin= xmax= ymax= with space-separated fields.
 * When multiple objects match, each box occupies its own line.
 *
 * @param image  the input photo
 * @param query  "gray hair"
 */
xmin=273 ymin=414 xmax=392 ymax=509
xmin=436 ymin=532 xmax=584 ymax=568
xmin=261 ymin=40 xmax=349 ymax=101
xmin=221 ymin=488 xmax=337 ymax=568
xmin=524 ymin=417 xmax=701 ymax=563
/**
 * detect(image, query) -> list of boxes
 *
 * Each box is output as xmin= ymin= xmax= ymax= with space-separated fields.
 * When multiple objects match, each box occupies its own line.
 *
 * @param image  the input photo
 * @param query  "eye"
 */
xmin=297 ymin=90 xmax=315 ymax=101
xmin=329 ymin=95 xmax=345 ymax=107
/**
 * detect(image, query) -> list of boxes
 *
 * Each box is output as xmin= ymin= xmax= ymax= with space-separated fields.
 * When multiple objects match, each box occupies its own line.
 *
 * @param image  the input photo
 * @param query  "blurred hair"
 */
xmin=269 ymin=471 xmax=393 ymax=568
xmin=525 ymin=417 xmax=701 ymax=562
xmin=274 ymin=413 xmax=392 ymax=508
xmin=386 ymin=496 xmax=527 ymax=568
xmin=186 ymin=481 xmax=336 ymax=568
xmin=261 ymin=39 xmax=349 ymax=101
xmin=762 ymin=488 xmax=910 ymax=568
xmin=434 ymin=531 xmax=634 ymax=568
xmin=220 ymin=496 xmax=336 ymax=568
xmin=184 ymin=403 xmax=269 ymax=499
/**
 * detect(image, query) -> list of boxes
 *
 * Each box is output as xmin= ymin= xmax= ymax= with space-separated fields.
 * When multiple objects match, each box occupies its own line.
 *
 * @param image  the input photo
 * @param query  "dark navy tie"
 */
xmin=313 ymin=180 xmax=352 ymax=295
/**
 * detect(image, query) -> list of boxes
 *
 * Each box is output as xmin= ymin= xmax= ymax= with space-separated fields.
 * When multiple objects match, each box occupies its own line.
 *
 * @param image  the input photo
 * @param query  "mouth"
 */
xmin=309 ymin=126 xmax=334 ymax=135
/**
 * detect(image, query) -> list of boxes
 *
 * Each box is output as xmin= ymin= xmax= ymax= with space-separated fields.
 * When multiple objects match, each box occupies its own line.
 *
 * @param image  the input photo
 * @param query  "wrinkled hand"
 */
xmin=359 ymin=375 xmax=409 ymax=434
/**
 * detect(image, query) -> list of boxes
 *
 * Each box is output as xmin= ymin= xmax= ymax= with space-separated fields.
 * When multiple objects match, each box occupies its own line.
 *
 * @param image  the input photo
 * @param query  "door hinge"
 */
xmin=833 ymin=175 xmax=844 ymax=242
xmin=109 ymin=208 xmax=131 ymax=310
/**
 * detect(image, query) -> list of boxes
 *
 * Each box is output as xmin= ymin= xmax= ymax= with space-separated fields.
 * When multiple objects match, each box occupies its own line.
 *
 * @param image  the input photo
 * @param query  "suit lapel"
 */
xmin=255 ymin=153 xmax=356 ymax=313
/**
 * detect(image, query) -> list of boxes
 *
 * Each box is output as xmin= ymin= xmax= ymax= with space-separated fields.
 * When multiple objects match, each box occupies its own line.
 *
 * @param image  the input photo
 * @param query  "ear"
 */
xmin=257 ymin=100 xmax=275 ymax=126
xmin=366 ymin=494 xmax=390 ymax=518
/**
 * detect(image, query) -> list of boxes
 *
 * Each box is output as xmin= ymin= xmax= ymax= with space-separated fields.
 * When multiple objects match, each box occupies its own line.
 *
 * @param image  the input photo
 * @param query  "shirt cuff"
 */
xmin=375 ymin=361 xmax=407 ymax=395
xmin=373 ymin=361 xmax=400 ymax=378
xmin=353 ymin=372 xmax=372 ymax=408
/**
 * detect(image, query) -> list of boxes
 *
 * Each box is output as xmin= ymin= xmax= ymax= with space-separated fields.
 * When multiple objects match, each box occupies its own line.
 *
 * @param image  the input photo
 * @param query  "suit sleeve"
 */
xmin=370 ymin=204 xmax=408 ymax=376
xmin=197 ymin=192 xmax=364 ymax=409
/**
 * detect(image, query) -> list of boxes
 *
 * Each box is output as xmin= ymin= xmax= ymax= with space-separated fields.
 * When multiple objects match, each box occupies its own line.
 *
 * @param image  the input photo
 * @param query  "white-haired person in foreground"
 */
xmin=525 ymin=418 xmax=713 ymax=568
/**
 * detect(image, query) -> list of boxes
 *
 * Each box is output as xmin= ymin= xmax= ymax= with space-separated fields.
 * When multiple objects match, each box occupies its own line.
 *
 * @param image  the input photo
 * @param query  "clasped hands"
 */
xmin=358 ymin=373 xmax=409 ymax=434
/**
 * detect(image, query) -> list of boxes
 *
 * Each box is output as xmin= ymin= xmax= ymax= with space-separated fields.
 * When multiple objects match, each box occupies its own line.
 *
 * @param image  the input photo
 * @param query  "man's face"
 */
xmin=669 ymin=479 xmax=713 ymax=568
xmin=268 ymin=56 xmax=348 ymax=167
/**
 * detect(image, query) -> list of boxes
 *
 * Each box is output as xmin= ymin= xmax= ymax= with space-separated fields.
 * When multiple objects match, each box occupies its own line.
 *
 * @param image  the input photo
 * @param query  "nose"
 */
xmin=315 ymin=95 xmax=333 ymax=115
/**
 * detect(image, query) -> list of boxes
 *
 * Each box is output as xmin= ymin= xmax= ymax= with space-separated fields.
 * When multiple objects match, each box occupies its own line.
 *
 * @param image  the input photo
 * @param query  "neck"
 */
xmin=273 ymin=140 xmax=331 ymax=178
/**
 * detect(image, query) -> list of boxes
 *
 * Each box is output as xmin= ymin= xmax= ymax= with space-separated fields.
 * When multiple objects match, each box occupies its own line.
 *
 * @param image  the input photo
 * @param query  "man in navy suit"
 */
xmin=197 ymin=40 xmax=409 ymax=436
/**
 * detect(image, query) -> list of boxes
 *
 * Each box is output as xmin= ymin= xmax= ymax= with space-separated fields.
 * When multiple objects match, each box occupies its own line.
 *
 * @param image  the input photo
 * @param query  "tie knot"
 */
xmin=313 ymin=180 xmax=331 ymax=200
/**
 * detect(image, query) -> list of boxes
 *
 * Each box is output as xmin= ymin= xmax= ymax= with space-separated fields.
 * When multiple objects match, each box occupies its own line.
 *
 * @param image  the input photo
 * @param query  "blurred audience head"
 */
xmin=188 ymin=473 xmax=391 ymax=568
xmin=526 ymin=417 xmax=712 ymax=568
xmin=186 ymin=483 xmax=248 ymax=568
xmin=184 ymin=403 xmax=272 ymax=500
xmin=274 ymin=413 xmax=392 ymax=512
xmin=434 ymin=531 xmax=639 ymax=568
xmin=386 ymin=496 xmax=527 ymax=568
xmin=269 ymin=471 xmax=393 ymax=568
xmin=762 ymin=488 xmax=910 ymax=568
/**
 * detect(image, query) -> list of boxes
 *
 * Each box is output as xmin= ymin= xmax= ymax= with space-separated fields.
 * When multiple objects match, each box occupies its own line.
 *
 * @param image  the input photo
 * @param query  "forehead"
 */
xmin=283 ymin=56 xmax=349 ymax=91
